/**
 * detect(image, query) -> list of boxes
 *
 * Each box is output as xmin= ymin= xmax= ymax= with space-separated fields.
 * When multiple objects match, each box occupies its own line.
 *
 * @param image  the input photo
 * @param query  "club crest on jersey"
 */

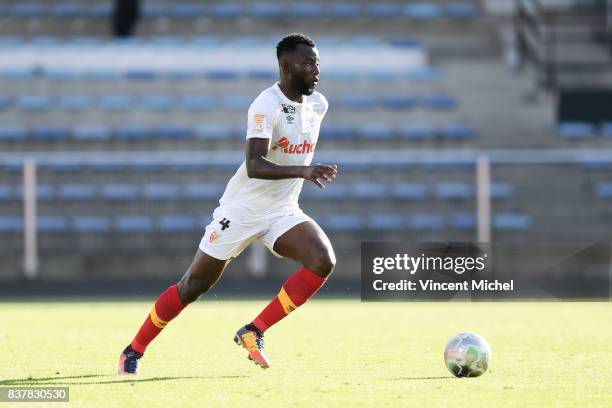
xmin=281 ymin=104 xmax=296 ymax=114
xmin=271 ymin=136 xmax=316 ymax=154
xmin=209 ymin=230 xmax=220 ymax=244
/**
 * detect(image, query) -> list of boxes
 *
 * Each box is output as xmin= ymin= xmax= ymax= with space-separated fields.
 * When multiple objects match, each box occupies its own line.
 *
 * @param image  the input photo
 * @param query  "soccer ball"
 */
xmin=444 ymin=332 xmax=492 ymax=377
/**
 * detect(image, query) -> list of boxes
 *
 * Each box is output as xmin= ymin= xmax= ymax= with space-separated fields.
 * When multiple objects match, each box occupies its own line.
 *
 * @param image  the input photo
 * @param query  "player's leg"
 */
xmin=119 ymin=250 xmax=227 ymax=374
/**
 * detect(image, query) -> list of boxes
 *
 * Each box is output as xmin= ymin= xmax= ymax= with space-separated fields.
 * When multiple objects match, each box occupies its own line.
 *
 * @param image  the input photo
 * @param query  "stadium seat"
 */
xmin=321 ymin=214 xmax=362 ymax=231
xmin=444 ymin=3 xmax=480 ymax=19
xmin=0 ymin=96 xmax=12 ymax=111
xmin=143 ymin=184 xmax=180 ymax=200
xmin=397 ymin=123 xmax=436 ymax=140
xmin=601 ymin=123 xmax=612 ymax=138
xmin=31 ymin=37 xmax=64 ymax=47
xmin=301 ymin=183 xmax=349 ymax=200
xmin=87 ymin=3 xmax=112 ymax=17
xmin=208 ymin=4 xmax=244 ymax=18
xmin=350 ymin=183 xmax=389 ymax=199
xmin=16 ymin=95 xmax=53 ymax=112
xmin=101 ymin=184 xmax=139 ymax=200
xmin=390 ymin=182 xmax=428 ymax=200
xmin=439 ymin=123 xmax=477 ymax=140
xmin=43 ymin=157 xmax=84 ymax=172
xmin=222 ymin=95 xmax=251 ymax=110
xmin=87 ymin=158 xmax=124 ymax=173
xmin=434 ymin=182 xmax=474 ymax=200
xmin=382 ymin=95 xmax=417 ymax=110
xmin=49 ymin=3 xmax=83 ymax=18
xmin=32 ymin=125 xmax=69 ymax=140
xmin=594 ymin=182 xmax=612 ymax=198
xmin=58 ymin=184 xmax=97 ymax=200
xmin=116 ymin=216 xmax=155 ymax=232
xmin=421 ymin=94 xmax=458 ymax=110
xmin=10 ymin=3 xmax=46 ymax=18
xmin=339 ymin=95 xmax=378 ymax=110
xmin=114 ymin=125 xmax=150 ymax=140
xmin=365 ymin=3 xmax=401 ymax=18
xmin=99 ymin=95 xmax=133 ymax=111
xmin=320 ymin=124 xmax=354 ymax=140
xmin=185 ymin=183 xmax=224 ymax=200
xmin=72 ymin=125 xmax=110 ymax=141
xmin=59 ymin=95 xmax=95 ymax=111
xmin=406 ymin=213 xmax=445 ymax=230
xmin=37 ymin=216 xmax=69 ymax=232
xmin=490 ymin=183 xmax=514 ymax=199
xmin=492 ymin=213 xmax=531 ymax=230
xmin=449 ymin=213 xmax=477 ymax=230
xmin=195 ymin=124 xmax=232 ymax=140
xmin=249 ymin=3 xmax=284 ymax=18
xmin=0 ymin=67 xmax=34 ymax=80
xmin=0 ymin=185 xmax=14 ymax=200
xmin=140 ymin=95 xmax=175 ymax=112
xmin=159 ymin=215 xmax=196 ymax=232
xmin=367 ymin=70 xmax=400 ymax=82
xmin=288 ymin=4 xmax=323 ymax=18
xmin=74 ymin=216 xmax=111 ymax=232
xmin=142 ymin=2 xmax=167 ymax=18
xmin=171 ymin=3 xmax=205 ymax=18
xmin=181 ymin=96 xmax=214 ymax=111
xmin=247 ymin=69 xmax=277 ymax=80
xmin=125 ymin=69 xmax=157 ymax=81
xmin=356 ymin=123 xmax=394 ymax=140
xmin=326 ymin=3 xmax=361 ymax=18
xmin=155 ymin=125 xmax=191 ymax=140
xmin=404 ymin=4 xmax=442 ymax=19
xmin=127 ymin=157 xmax=165 ymax=172
xmin=206 ymin=69 xmax=238 ymax=81
xmin=366 ymin=213 xmax=404 ymax=230
xmin=406 ymin=66 xmax=442 ymax=82
xmin=0 ymin=216 xmax=23 ymax=232
xmin=0 ymin=125 xmax=27 ymax=141
xmin=558 ymin=122 xmax=595 ymax=140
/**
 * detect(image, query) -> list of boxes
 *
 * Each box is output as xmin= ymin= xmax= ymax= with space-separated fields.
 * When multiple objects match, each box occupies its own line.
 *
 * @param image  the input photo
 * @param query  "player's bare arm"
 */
xmin=245 ymin=137 xmax=337 ymax=189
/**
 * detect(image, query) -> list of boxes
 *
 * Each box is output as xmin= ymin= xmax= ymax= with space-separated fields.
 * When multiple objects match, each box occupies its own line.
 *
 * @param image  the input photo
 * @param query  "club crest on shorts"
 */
xmin=209 ymin=230 xmax=220 ymax=244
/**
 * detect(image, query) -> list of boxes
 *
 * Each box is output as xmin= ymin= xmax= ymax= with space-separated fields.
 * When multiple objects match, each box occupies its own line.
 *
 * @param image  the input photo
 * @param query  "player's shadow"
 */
xmin=0 ymin=374 xmax=250 ymax=386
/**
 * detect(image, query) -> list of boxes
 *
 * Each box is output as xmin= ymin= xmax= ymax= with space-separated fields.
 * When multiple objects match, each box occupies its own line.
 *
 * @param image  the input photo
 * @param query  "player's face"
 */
xmin=290 ymin=45 xmax=320 ymax=96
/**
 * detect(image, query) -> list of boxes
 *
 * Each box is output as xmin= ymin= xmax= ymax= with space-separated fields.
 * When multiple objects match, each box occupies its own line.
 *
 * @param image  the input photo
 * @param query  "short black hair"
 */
xmin=276 ymin=33 xmax=315 ymax=61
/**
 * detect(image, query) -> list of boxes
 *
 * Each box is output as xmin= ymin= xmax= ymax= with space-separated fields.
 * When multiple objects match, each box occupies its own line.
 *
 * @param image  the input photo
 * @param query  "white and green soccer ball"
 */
xmin=444 ymin=332 xmax=492 ymax=378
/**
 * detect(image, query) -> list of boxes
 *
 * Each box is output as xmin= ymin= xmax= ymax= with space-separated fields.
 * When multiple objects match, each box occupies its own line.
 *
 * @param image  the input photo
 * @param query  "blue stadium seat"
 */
xmin=326 ymin=3 xmax=361 ymax=18
xmin=208 ymin=4 xmax=244 ymax=18
xmin=43 ymin=67 xmax=78 ymax=81
xmin=171 ymin=3 xmax=205 ymax=18
xmin=155 ymin=125 xmax=191 ymax=140
xmin=397 ymin=123 xmax=435 ymax=140
xmin=116 ymin=216 xmax=155 ymax=232
xmin=558 ymin=122 xmax=595 ymax=140
xmin=181 ymin=95 xmax=214 ymax=111
xmin=10 ymin=3 xmax=46 ymax=18
xmin=206 ymin=69 xmax=238 ymax=81
xmin=124 ymin=69 xmax=157 ymax=81
xmin=87 ymin=158 xmax=124 ymax=173
xmin=349 ymin=37 xmax=385 ymax=47
xmin=185 ymin=183 xmax=223 ymax=200
xmin=100 ymin=95 xmax=133 ymax=111
xmin=406 ymin=213 xmax=445 ymax=230
xmin=404 ymin=4 xmax=442 ymax=19
xmin=288 ymin=4 xmax=323 ymax=18
xmin=340 ymin=95 xmax=378 ymax=110
xmin=594 ymin=182 xmax=612 ymax=198
xmin=249 ymin=3 xmax=284 ymax=18
xmin=143 ymin=184 xmax=180 ymax=200
xmin=350 ymin=183 xmax=389 ymax=199
xmin=0 ymin=216 xmax=22 ymax=232
xmin=320 ymin=124 xmax=353 ymax=140
xmin=30 ymin=37 xmax=64 ymax=47
xmin=0 ymin=185 xmax=14 ymax=200
xmin=391 ymin=182 xmax=428 ymax=200
xmin=493 ymin=213 xmax=531 ymax=230
xmin=366 ymin=213 xmax=404 ymax=230
xmin=159 ymin=215 xmax=196 ymax=232
xmin=74 ymin=216 xmax=111 ymax=232
xmin=367 ymin=70 xmax=400 ymax=82
xmin=0 ymin=125 xmax=27 ymax=141
xmin=490 ymin=182 xmax=514 ymax=199
xmin=140 ymin=95 xmax=175 ymax=112
xmin=223 ymin=95 xmax=251 ymax=110
xmin=58 ymin=184 xmax=96 ymax=200
xmin=382 ymin=95 xmax=417 ymax=110
xmin=406 ymin=66 xmax=442 ymax=82
xmin=16 ymin=95 xmax=53 ymax=112
xmin=87 ymin=3 xmax=112 ymax=17
xmin=128 ymin=157 xmax=165 ymax=172
xmin=72 ymin=125 xmax=110 ymax=141
xmin=600 ymin=123 xmax=612 ymax=138
xmin=356 ymin=123 xmax=394 ymax=140
xmin=38 ymin=216 xmax=69 ymax=232
xmin=82 ymin=69 xmax=119 ymax=81
xmin=365 ymin=3 xmax=401 ymax=18
xmin=0 ymin=96 xmax=12 ymax=111
xmin=32 ymin=125 xmax=68 ymax=140
xmin=421 ymin=94 xmax=458 ymax=110
xmin=114 ymin=125 xmax=149 ymax=140
xmin=142 ymin=2 xmax=167 ymax=18
xmin=439 ymin=123 xmax=477 ymax=140
xmin=101 ymin=184 xmax=139 ymax=200
xmin=43 ymin=157 xmax=84 ymax=172
xmin=421 ymin=157 xmax=475 ymax=171
xmin=434 ymin=182 xmax=474 ymax=199
xmin=321 ymin=214 xmax=362 ymax=231
xmin=195 ymin=124 xmax=232 ymax=140
xmin=444 ymin=3 xmax=480 ymax=19
xmin=59 ymin=95 xmax=95 ymax=111
xmin=449 ymin=213 xmax=477 ymax=230
xmin=49 ymin=3 xmax=83 ymax=18
xmin=0 ymin=37 xmax=24 ymax=47
xmin=247 ymin=69 xmax=277 ymax=80
xmin=301 ymin=183 xmax=349 ymax=200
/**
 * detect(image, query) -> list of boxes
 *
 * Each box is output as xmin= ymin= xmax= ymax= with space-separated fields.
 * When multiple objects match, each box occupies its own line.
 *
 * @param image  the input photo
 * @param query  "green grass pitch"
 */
xmin=1 ymin=300 xmax=610 ymax=407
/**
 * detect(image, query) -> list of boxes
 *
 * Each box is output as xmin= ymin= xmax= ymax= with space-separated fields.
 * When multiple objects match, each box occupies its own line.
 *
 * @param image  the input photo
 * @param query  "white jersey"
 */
xmin=218 ymin=83 xmax=329 ymax=218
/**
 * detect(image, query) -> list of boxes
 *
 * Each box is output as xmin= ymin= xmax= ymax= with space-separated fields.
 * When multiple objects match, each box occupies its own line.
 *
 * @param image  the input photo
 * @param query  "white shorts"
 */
xmin=199 ymin=206 xmax=314 ymax=260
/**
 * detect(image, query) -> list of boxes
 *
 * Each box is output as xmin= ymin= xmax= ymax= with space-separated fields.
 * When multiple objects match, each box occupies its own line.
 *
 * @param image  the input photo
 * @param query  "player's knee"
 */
xmin=306 ymin=248 xmax=336 ymax=277
xmin=178 ymin=275 xmax=214 ymax=304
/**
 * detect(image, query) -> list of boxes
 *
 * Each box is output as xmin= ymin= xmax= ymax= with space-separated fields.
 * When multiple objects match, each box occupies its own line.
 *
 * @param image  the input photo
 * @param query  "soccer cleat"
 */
xmin=118 ymin=345 xmax=142 ymax=375
xmin=233 ymin=325 xmax=271 ymax=369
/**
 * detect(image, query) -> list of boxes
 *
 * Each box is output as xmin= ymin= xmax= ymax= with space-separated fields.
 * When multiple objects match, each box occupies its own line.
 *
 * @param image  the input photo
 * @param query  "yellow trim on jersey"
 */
xmin=277 ymin=287 xmax=297 ymax=315
xmin=149 ymin=306 xmax=168 ymax=329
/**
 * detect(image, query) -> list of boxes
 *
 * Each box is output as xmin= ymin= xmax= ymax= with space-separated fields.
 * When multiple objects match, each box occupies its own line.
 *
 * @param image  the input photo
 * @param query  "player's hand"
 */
xmin=303 ymin=164 xmax=338 ymax=189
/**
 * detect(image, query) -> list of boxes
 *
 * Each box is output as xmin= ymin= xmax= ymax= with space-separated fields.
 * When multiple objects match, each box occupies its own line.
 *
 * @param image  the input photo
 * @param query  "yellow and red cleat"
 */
xmin=233 ymin=325 xmax=271 ymax=369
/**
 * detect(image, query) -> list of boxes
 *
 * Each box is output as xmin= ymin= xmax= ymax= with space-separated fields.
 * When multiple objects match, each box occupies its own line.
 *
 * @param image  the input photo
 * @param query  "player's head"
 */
xmin=276 ymin=33 xmax=319 ymax=96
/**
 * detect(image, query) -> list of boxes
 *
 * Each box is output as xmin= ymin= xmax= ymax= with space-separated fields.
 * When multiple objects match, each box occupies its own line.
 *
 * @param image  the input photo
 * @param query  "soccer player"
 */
xmin=119 ymin=33 xmax=337 ymax=374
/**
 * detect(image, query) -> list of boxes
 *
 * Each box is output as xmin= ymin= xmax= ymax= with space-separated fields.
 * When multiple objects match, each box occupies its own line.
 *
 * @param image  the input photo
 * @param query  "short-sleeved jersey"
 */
xmin=218 ymin=83 xmax=329 ymax=218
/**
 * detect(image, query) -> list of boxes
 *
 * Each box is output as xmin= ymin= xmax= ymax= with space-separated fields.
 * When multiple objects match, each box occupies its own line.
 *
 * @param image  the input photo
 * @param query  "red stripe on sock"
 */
xmin=131 ymin=284 xmax=186 ymax=354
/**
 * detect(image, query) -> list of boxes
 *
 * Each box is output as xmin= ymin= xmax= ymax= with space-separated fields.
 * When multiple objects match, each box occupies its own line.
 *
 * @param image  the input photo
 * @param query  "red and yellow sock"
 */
xmin=252 ymin=267 xmax=327 ymax=332
xmin=130 ymin=284 xmax=186 ymax=354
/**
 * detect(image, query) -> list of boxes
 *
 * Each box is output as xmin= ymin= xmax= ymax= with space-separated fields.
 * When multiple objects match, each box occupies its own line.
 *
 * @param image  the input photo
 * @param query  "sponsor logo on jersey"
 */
xmin=281 ymin=104 xmax=296 ymax=114
xmin=271 ymin=136 xmax=316 ymax=154
xmin=209 ymin=230 xmax=220 ymax=244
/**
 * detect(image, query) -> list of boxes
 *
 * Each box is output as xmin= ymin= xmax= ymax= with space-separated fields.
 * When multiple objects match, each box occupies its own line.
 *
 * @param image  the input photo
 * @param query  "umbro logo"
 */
xmin=286 ymin=115 xmax=294 ymax=124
